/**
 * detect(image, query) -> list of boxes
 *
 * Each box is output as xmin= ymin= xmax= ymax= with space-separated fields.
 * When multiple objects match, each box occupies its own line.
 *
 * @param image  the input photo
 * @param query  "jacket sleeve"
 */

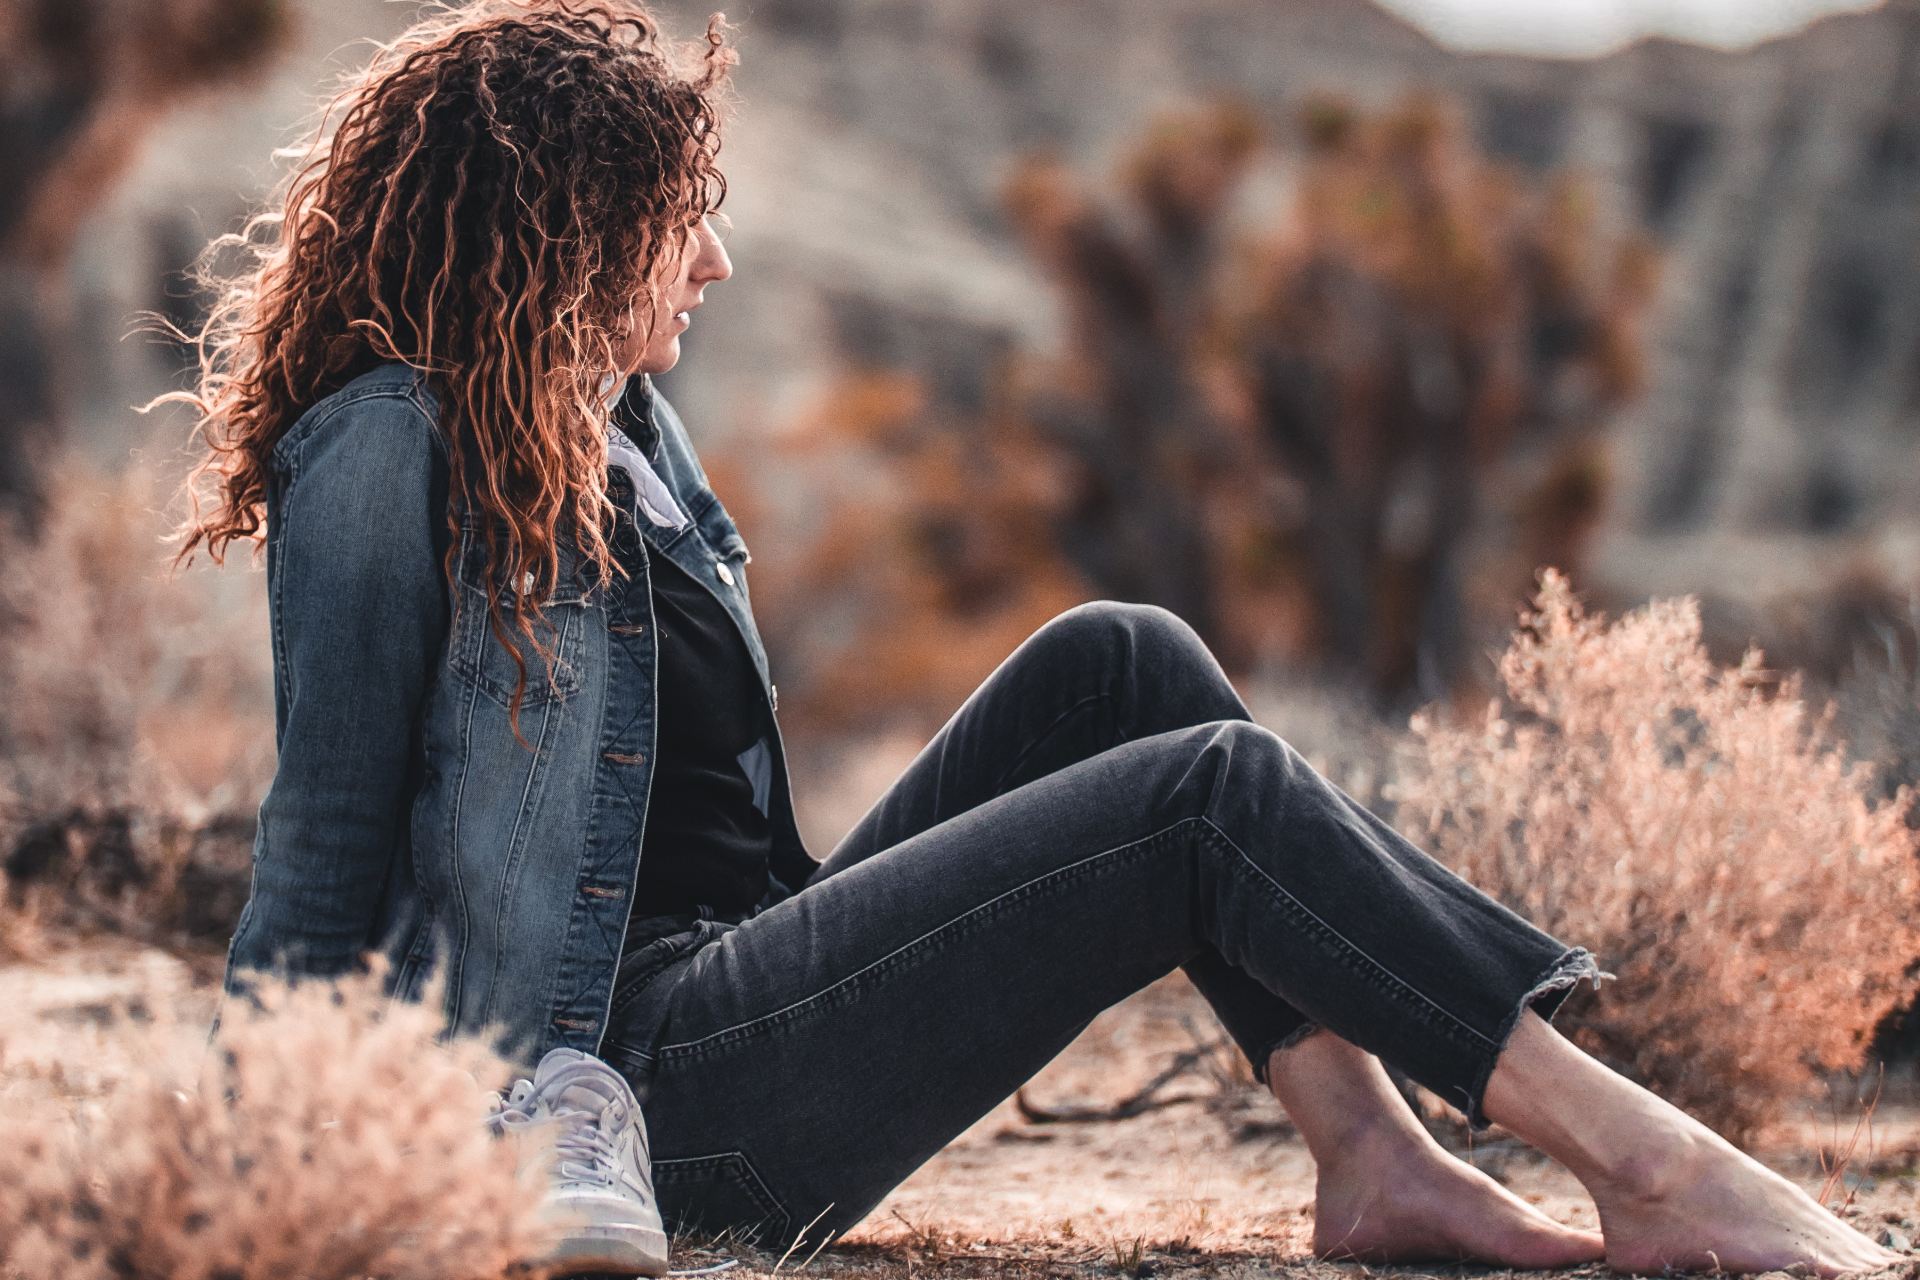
xmin=220 ymin=390 xmax=451 ymax=1005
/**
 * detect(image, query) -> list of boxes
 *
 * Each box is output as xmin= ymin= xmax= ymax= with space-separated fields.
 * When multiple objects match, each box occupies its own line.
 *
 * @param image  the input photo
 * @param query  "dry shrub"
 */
xmin=0 ymin=959 xmax=554 ymax=1280
xmin=2 ymin=805 xmax=256 ymax=956
xmin=0 ymin=448 xmax=272 ymax=815
xmin=1390 ymin=568 xmax=1920 ymax=1142
xmin=0 ymin=884 xmax=47 ymax=964
xmin=0 ymin=447 xmax=269 ymax=954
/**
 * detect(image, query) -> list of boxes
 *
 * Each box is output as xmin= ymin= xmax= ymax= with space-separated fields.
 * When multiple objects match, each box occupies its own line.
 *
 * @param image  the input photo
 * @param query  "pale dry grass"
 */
xmin=0 ymin=447 xmax=272 ymax=814
xmin=0 ymin=957 xmax=557 ymax=1280
xmin=1390 ymin=569 xmax=1920 ymax=1142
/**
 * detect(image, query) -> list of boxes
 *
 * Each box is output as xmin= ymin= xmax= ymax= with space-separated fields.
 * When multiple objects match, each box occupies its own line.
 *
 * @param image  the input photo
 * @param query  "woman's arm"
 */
xmin=221 ymin=389 xmax=451 ymax=1002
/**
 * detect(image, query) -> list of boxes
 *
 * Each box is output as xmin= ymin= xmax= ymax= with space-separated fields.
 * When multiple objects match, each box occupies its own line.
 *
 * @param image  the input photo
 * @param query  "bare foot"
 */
xmin=1312 ymin=1124 xmax=1606 ymax=1266
xmin=1589 ymin=1119 xmax=1905 ymax=1277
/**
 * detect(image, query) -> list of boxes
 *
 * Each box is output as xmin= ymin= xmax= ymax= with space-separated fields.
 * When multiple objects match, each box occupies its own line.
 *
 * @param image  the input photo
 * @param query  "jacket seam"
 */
xmin=443 ymin=636 xmax=483 ymax=1023
xmin=273 ymin=382 xmax=445 ymax=472
xmin=479 ymin=691 xmax=568 ymax=1033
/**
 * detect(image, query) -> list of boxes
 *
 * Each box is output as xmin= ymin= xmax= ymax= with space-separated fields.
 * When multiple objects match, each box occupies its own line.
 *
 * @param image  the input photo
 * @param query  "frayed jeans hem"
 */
xmin=1459 ymin=944 xmax=1611 ymax=1132
xmin=1251 ymin=1020 xmax=1328 ymax=1086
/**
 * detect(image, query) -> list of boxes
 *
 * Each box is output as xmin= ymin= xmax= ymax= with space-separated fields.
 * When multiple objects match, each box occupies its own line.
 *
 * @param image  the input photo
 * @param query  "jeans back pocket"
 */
xmin=654 ymin=1150 xmax=792 ymax=1248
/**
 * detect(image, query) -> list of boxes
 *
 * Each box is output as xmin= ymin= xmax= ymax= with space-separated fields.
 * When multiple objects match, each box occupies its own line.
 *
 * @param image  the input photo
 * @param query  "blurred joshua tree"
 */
xmin=738 ymin=106 xmax=1270 ymax=734
xmin=715 ymin=92 xmax=1662 ymax=732
xmin=1001 ymin=93 xmax=1659 ymax=707
xmin=999 ymin=102 xmax=1265 ymax=668
xmin=1234 ymin=93 xmax=1658 ymax=705
xmin=0 ymin=0 xmax=288 ymax=537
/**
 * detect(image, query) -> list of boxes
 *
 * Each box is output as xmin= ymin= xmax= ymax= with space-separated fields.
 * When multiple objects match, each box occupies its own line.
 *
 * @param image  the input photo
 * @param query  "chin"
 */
xmin=635 ymin=341 xmax=681 ymax=377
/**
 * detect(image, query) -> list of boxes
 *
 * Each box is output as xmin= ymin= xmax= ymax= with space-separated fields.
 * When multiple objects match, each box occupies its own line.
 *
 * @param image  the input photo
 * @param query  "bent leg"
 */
xmin=602 ymin=717 xmax=1593 ymax=1250
xmin=812 ymin=599 xmax=1318 ymax=1082
xmin=805 ymin=602 xmax=1591 ymax=1265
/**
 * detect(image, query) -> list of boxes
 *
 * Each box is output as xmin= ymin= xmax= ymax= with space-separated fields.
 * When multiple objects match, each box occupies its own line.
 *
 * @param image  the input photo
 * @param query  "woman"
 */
xmin=157 ymin=2 xmax=1903 ymax=1277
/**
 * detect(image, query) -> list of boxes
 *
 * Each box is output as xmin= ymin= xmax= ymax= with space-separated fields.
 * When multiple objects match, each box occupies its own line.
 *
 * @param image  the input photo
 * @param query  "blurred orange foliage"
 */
xmin=713 ymin=92 xmax=1659 ymax=733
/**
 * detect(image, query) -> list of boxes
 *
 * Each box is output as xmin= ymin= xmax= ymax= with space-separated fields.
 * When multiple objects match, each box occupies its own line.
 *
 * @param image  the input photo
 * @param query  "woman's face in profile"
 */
xmin=616 ymin=213 xmax=732 ymax=376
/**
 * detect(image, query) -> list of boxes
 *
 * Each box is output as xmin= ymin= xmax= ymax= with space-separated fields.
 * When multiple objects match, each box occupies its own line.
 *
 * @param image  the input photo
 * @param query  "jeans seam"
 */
xmin=1198 ymin=815 xmax=1498 ymax=1048
xmin=653 ymin=817 xmax=1201 ymax=1060
xmin=992 ymin=690 xmax=1112 ymax=794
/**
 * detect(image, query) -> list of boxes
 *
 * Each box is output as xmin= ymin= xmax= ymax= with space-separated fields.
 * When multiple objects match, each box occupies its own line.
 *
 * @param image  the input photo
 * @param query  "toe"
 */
xmin=1516 ymin=1224 xmax=1607 ymax=1269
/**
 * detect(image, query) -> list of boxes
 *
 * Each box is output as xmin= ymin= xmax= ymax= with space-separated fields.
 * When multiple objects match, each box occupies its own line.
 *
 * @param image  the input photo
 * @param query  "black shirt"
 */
xmin=624 ymin=536 xmax=775 ymax=941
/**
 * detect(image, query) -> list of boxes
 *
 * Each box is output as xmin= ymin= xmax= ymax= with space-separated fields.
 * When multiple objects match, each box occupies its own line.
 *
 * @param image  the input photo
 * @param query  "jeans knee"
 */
xmin=1180 ymin=718 xmax=1308 ymax=812
xmin=1041 ymin=599 xmax=1216 ymax=680
xmin=1209 ymin=717 xmax=1292 ymax=761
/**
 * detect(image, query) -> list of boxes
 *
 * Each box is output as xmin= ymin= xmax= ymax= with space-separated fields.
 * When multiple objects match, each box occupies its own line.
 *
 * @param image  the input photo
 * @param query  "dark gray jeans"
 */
xmin=599 ymin=601 xmax=1599 ymax=1252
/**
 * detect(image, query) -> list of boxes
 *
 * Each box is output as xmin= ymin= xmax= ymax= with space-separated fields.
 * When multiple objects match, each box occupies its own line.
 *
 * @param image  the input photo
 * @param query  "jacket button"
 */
xmin=770 ymin=682 xmax=779 ymax=711
xmin=715 ymin=559 xmax=736 ymax=587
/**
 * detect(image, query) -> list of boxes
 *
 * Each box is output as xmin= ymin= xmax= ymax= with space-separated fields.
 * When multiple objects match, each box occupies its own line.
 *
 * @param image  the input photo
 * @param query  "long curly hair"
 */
xmin=146 ymin=0 xmax=736 ymax=748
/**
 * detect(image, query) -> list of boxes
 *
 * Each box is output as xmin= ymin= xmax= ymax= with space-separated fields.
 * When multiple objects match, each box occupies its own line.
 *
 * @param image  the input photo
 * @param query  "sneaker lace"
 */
xmin=487 ymin=1076 xmax=625 ymax=1188
xmin=488 ymin=1078 xmax=539 ymax=1127
xmin=550 ymin=1108 xmax=621 ymax=1185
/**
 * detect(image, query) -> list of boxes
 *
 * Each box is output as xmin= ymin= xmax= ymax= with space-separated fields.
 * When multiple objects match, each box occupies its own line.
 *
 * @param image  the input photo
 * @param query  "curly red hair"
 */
xmin=145 ymin=0 xmax=736 ymax=747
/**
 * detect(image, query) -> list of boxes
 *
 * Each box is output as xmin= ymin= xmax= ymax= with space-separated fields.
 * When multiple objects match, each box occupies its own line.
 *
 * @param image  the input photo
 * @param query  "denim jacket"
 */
xmin=218 ymin=359 xmax=818 ymax=1068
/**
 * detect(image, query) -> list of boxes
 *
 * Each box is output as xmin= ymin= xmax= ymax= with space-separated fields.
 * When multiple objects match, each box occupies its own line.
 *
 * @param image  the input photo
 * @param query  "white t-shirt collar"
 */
xmin=598 ymin=371 xmax=687 ymax=530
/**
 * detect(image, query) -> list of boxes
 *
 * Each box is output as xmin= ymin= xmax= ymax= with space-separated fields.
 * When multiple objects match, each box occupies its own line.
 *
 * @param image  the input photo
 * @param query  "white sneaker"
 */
xmin=488 ymin=1047 xmax=670 ymax=1276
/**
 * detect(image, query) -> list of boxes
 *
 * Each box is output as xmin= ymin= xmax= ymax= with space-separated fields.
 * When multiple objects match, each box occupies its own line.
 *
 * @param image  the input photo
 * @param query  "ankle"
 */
xmin=1483 ymin=1012 xmax=1671 ymax=1186
xmin=1311 ymin=1103 xmax=1443 ymax=1174
xmin=1267 ymin=1037 xmax=1444 ymax=1169
xmin=1584 ymin=1111 xmax=1714 ymax=1206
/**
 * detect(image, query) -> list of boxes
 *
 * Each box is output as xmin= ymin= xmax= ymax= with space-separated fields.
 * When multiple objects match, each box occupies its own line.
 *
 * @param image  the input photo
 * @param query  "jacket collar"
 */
xmin=610 ymin=372 xmax=662 ymax=464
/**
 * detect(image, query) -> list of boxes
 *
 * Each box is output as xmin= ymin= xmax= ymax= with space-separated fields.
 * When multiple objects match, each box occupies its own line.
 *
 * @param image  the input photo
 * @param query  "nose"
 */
xmin=694 ymin=218 xmax=732 ymax=285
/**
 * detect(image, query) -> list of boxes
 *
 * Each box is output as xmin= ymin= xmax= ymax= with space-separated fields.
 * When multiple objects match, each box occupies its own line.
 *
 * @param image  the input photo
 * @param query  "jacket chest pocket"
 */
xmin=692 ymin=496 xmax=754 ymax=605
xmin=448 ymin=533 xmax=593 ymax=711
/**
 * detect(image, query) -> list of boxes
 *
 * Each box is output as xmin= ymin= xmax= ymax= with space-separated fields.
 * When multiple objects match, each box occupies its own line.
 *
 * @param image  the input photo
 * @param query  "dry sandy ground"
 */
xmin=2 ymin=944 xmax=1915 ymax=1280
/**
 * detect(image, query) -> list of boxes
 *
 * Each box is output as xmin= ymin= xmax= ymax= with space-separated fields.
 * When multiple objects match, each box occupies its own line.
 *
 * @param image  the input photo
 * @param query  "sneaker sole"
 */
xmin=532 ymin=1221 xmax=670 ymax=1277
